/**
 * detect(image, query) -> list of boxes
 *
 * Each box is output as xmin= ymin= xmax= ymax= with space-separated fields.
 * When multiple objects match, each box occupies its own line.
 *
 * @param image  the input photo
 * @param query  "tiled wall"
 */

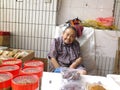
xmin=0 ymin=0 xmax=57 ymax=58
xmin=57 ymin=0 xmax=114 ymax=25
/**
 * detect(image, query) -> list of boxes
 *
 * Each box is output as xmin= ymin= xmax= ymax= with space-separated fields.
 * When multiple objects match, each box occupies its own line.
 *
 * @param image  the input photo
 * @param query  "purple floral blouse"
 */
xmin=48 ymin=37 xmax=83 ymax=71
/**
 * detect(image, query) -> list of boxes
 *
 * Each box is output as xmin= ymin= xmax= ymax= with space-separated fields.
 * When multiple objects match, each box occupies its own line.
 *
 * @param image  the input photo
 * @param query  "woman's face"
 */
xmin=62 ymin=28 xmax=76 ymax=44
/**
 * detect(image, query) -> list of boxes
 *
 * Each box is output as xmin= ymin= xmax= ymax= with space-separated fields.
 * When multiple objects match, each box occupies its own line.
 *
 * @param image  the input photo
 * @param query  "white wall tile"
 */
xmin=0 ymin=0 xmax=57 ymax=58
xmin=69 ymin=7 xmax=84 ymax=20
xmin=9 ymin=23 xmax=13 ymax=33
xmin=57 ymin=7 xmax=71 ymax=24
xmin=0 ymin=9 xmax=4 ymax=21
xmin=0 ymin=23 xmax=3 ymax=30
xmin=57 ymin=0 xmax=114 ymax=25
xmin=35 ymin=25 xmax=40 ymax=37
xmin=12 ymin=10 xmax=16 ymax=22
xmin=51 ymin=26 xmax=56 ymax=38
xmin=44 ymin=26 xmax=48 ymax=38
xmin=36 ymin=38 xmax=42 ymax=50
xmin=46 ymin=26 xmax=52 ymax=38
xmin=97 ymin=0 xmax=114 ymax=9
xmin=28 ymin=11 xmax=33 ymax=24
xmin=38 ymin=11 xmax=57 ymax=25
xmin=84 ymin=0 xmax=98 ymax=8
xmin=47 ymin=39 xmax=52 ymax=51
xmin=3 ymin=0 xmax=8 ymax=8
xmin=38 ymin=11 xmax=42 ymax=24
xmin=0 ymin=0 xmax=4 ymax=8
xmin=60 ymin=0 xmax=72 ymax=8
xmin=5 ymin=23 xmax=10 ymax=31
xmin=11 ymin=10 xmax=16 ymax=22
xmin=71 ymin=0 xmax=85 ymax=8
xmin=21 ymin=24 xmax=26 ymax=36
xmin=41 ymin=38 xmax=44 ymax=51
xmin=48 ymin=0 xmax=58 ymax=11
xmin=11 ymin=36 xmax=16 ymax=48
xmin=3 ymin=9 xmax=7 ymax=21
xmin=97 ymin=9 xmax=113 ymax=17
xmin=35 ymin=11 xmax=40 ymax=24
xmin=16 ymin=1 xmax=23 ymax=9
xmin=33 ymin=37 xmax=37 ymax=50
xmin=81 ymin=8 xmax=113 ymax=20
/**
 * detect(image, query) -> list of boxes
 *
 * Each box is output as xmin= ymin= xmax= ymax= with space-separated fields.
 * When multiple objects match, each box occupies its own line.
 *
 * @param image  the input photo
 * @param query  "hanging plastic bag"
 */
xmin=66 ymin=17 xmax=84 ymax=38
xmin=96 ymin=17 xmax=114 ymax=27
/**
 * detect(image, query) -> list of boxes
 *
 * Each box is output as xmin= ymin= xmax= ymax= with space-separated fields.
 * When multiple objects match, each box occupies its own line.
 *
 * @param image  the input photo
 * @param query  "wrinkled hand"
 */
xmin=54 ymin=67 xmax=62 ymax=73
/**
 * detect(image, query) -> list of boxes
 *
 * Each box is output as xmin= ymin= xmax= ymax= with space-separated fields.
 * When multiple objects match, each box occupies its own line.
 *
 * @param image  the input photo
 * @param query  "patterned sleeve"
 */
xmin=47 ymin=38 xmax=58 ymax=59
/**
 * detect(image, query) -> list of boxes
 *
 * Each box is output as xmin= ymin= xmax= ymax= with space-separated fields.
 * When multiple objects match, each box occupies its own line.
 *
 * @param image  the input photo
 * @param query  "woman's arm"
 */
xmin=51 ymin=57 xmax=60 ymax=68
xmin=69 ymin=57 xmax=82 ymax=69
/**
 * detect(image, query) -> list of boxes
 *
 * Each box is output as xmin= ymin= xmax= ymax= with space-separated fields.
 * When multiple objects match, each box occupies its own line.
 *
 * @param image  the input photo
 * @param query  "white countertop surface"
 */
xmin=41 ymin=72 xmax=120 ymax=90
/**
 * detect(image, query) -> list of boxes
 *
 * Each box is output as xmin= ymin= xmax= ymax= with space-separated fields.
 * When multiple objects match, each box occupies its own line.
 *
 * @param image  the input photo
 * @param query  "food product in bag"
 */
xmin=86 ymin=83 xmax=106 ymax=90
xmin=61 ymin=81 xmax=85 ymax=90
xmin=61 ymin=67 xmax=80 ymax=80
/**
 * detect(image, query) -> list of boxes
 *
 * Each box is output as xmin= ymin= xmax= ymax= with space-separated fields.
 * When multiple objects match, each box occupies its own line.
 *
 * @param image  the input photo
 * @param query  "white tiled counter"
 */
xmin=107 ymin=74 xmax=120 ymax=88
xmin=41 ymin=72 xmax=120 ymax=90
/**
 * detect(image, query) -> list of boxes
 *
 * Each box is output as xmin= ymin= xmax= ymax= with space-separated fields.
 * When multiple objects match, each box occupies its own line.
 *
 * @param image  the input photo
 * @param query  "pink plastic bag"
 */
xmin=96 ymin=17 xmax=114 ymax=26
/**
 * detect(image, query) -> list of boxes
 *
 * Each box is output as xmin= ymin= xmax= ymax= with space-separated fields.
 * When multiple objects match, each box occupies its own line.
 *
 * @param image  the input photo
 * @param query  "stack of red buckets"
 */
xmin=0 ymin=59 xmax=44 ymax=90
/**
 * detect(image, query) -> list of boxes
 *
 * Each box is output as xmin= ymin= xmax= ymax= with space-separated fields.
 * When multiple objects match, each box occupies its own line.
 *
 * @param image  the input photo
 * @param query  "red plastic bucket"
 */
xmin=24 ymin=60 xmax=44 ymax=71
xmin=0 ymin=65 xmax=20 ymax=77
xmin=0 ymin=72 xmax=13 ymax=90
xmin=2 ymin=59 xmax=22 ymax=68
xmin=11 ymin=75 xmax=39 ymax=90
xmin=20 ymin=67 xmax=43 ymax=79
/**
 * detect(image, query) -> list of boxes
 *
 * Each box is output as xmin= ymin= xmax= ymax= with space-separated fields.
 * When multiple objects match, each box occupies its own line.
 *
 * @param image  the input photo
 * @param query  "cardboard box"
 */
xmin=21 ymin=50 xmax=35 ymax=62
xmin=33 ymin=57 xmax=48 ymax=71
xmin=0 ymin=49 xmax=35 ymax=63
xmin=0 ymin=36 xmax=10 ymax=47
xmin=0 ymin=31 xmax=10 ymax=47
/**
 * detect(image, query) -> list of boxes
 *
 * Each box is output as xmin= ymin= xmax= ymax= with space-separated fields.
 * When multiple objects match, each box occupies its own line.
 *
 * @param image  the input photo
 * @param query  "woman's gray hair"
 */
xmin=63 ymin=26 xmax=77 ymax=37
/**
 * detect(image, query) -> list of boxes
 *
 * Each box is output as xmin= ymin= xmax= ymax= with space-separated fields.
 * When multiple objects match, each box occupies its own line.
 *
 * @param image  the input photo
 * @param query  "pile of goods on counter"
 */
xmin=0 ymin=48 xmax=34 ymax=63
xmin=82 ymin=17 xmax=117 ymax=30
xmin=0 ymin=58 xmax=44 ymax=90
xmin=0 ymin=48 xmax=30 ymax=60
xmin=60 ymin=67 xmax=106 ymax=90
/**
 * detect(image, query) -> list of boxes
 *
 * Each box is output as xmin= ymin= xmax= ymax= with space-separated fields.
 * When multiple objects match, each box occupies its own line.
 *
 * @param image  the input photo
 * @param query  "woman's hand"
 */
xmin=69 ymin=57 xmax=82 ymax=69
xmin=51 ymin=58 xmax=60 ymax=68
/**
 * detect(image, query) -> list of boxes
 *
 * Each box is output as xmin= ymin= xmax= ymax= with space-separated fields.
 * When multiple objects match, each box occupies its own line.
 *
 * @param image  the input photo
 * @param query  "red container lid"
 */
xmin=20 ymin=67 xmax=43 ymax=78
xmin=0 ymin=72 xmax=13 ymax=89
xmin=0 ymin=31 xmax=10 ymax=36
xmin=2 ymin=59 xmax=22 ymax=68
xmin=12 ymin=75 xmax=39 ymax=90
xmin=24 ymin=60 xmax=44 ymax=70
xmin=0 ymin=65 xmax=20 ymax=77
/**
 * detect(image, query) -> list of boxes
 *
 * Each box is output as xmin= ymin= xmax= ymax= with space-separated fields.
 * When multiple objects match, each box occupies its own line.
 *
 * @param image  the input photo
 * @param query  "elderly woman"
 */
xmin=48 ymin=26 xmax=87 ymax=75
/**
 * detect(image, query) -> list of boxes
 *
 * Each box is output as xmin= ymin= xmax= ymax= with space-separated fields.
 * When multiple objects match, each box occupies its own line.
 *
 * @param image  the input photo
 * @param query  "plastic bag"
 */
xmin=60 ymin=81 xmax=85 ymax=90
xmin=66 ymin=17 xmax=84 ymax=38
xmin=60 ymin=68 xmax=84 ymax=90
xmin=60 ymin=67 xmax=85 ymax=90
xmin=96 ymin=17 xmax=114 ymax=27
xmin=61 ymin=67 xmax=80 ymax=81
